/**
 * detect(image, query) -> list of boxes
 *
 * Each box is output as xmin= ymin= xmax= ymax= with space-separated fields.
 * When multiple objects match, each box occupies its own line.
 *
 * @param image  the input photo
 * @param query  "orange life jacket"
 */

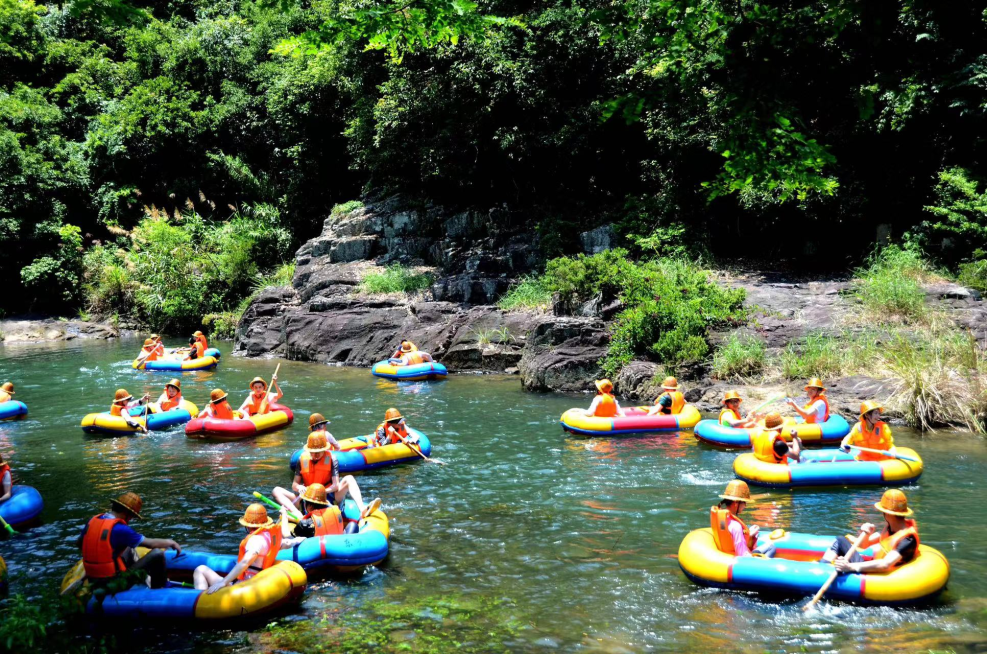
xmin=206 ymin=401 xmax=234 ymax=420
xmin=594 ymin=393 xmax=618 ymax=417
xmin=709 ymin=506 xmax=755 ymax=555
xmin=245 ymin=392 xmax=269 ymax=416
xmin=875 ymin=519 xmax=920 ymax=567
xmin=656 ymin=391 xmax=686 ymax=415
xmin=237 ymin=525 xmax=282 ymax=580
xmin=850 ymin=420 xmax=893 ymax=461
xmin=196 ymin=335 xmax=208 ymax=350
xmin=143 ymin=345 xmax=159 ymax=362
xmin=804 ymin=395 xmax=830 ymax=424
xmin=158 ymin=392 xmax=182 ymax=412
xmin=110 ymin=403 xmax=126 ymax=417
xmin=299 ymin=452 xmax=334 ymax=487
xmin=403 ymin=351 xmax=425 ymax=365
xmin=752 ymin=430 xmax=786 ymax=464
xmin=719 ymin=407 xmax=741 ymax=426
xmin=81 ymin=515 xmax=128 ymax=579
xmin=306 ymin=506 xmax=344 ymax=537
xmin=0 ymin=463 xmax=11 ymax=485
xmin=376 ymin=422 xmax=409 ymax=446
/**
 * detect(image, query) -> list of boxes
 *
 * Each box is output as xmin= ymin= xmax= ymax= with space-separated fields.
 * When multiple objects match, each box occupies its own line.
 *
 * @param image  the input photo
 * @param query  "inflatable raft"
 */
xmin=81 ymin=401 xmax=200 ymax=436
xmin=289 ymin=428 xmax=431 ymax=474
xmin=185 ymin=403 xmax=293 ymax=440
xmin=0 ymin=486 xmax=44 ymax=529
xmin=0 ymin=401 xmax=28 ymax=422
xmin=60 ymin=551 xmax=306 ymax=620
xmin=678 ymin=528 xmax=949 ymax=605
xmin=371 ymin=360 xmax=447 ymax=382
xmin=734 ymin=447 xmax=923 ymax=488
xmin=560 ymin=405 xmax=702 ymax=435
xmin=694 ymin=414 xmax=851 ymax=448
xmin=133 ymin=348 xmax=221 ymax=372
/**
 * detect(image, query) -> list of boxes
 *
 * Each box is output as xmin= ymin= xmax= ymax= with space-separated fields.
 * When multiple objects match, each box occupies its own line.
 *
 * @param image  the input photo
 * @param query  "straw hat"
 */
xmin=239 ymin=503 xmax=273 ymax=528
xmin=249 ymin=377 xmax=267 ymax=390
xmin=309 ymin=413 xmax=330 ymax=429
xmin=110 ymin=491 xmax=144 ymax=519
xmin=301 ymin=483 xmax=330 ymax=507
xmin=150 ymin=334 xmax=160 ymax=341
xmin=595 ymin=379 xmax=613 ymax=394
xmin=401 ymin=341 xmax=414 ymax=352
xmin=860 ymin=400 xmax=884 ymax=417
xmin=165 ymin=378 xmax=181 ymax=391
xmin=719 ymin=480 xmax=753 ymax=503
xmin=210 ymin=389 xmax=228 ymax=403
xmin=113 ymin=389 xmax=133 ymax=404
xmin=804 ymin=377 xmax=826 ymax=391
xmin=1 ymin=382 xmax=13 ymax=395
xmin=874 ymin=489 xmax=913 ymax=517
xmin=384 ymin=408 xmax=403 ymax=423
xmin=661 ymin=376 xmax=679 ymax=390
xmin=763 ymin=412 xmax=784 ymax=430
xmin=722 ymin=390 xmax=742 ymax=404
xmin=305 ymin=432 xmax=330 ymax=453
xmin=193 ymin=331 xmax=204 ymax=338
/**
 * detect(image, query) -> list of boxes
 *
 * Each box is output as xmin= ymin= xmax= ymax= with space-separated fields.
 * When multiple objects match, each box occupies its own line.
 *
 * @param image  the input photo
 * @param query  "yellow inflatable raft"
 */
xmin=734 ymin=447 xmax=923 ymax=488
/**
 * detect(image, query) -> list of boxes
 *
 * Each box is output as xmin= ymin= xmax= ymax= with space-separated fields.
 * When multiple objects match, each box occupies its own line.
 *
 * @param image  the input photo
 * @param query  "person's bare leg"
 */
xmin=336 ymin=476 xmax=366 ymax=513
xmin=272 ymin=486 xmax=300 ymax=511
xmin=193 ymin=565 xmax=223 ymax=590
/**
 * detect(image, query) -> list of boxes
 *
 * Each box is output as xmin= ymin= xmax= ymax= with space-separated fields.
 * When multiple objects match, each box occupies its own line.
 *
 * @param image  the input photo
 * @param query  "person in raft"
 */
xmin=582 ymin=379 xmax=624 ymax=418
xmin=839 ymin=400 xmax=896 ymax=461
xmin=752 ymin=413 xmax=802 ymax=464
xmin=134 ymin=338 xmax=160 ymax=364
xmin=648 ymin=376 xmax=685 ymax=415
xmin=193 ymin=504 xmax=304 ymax=594
xmin=291 ymin=483 xmax=359 ymax=537
xmin=372 ymin=408 xmax=420 ymax=447
xmin=237 ymin=376 xmax=282 ymax=419
xmin=710 ymin=480 xmax=776 ymax=558
xmin=0 ymin=452 xmax=12 ymax=505
xmin=718 ymin=390 xmax=759 ymax=428
xmin=390 ymin=340 xmax=417 ymax=359
xmin=151 ymin=379 xmax=184 ymax=413
xmin=149 ymin=334 xmax=165 ymax=359
xmin=111 ymin=388 xmax=151 ymax=432
xmin=77 ymin=492 xmax=181 ymax=590
xmin=272 ymin=416 xmax=379 ymax=518
xmin=786 ymin=377 xmax=830 ymax=424
xmin=200 ymin=389 xmax=236 ymax=419
xmin=822 ymin=489 xmax=920 ymax=574
xmin=0 ymin=382 xmax=15 ymax=403
xmin=393 ymin=341 xmax=434 ymax=366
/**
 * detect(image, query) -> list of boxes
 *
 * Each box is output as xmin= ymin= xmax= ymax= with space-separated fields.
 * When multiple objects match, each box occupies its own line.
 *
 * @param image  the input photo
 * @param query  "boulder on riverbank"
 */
xmin=0 ymin=318 xmax=120 ymax=344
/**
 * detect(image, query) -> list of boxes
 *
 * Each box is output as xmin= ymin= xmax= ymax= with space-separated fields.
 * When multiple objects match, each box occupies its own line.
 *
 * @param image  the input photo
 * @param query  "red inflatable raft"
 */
xmin=185 ymin=403 xmax=294 ymax=441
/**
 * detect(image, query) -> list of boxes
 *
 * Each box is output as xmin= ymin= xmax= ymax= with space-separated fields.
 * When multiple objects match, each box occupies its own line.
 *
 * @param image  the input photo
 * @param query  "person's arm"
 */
xmin=840 ymin=427 xmax=857 ymax=453
xmin=290 ymin=472 xmax=306 ymax=495
xmin=0 ymin=470 xmax=11 ymax=502
xmin=208 ymin=553 xmax=255 ymax=594
xmin=142 ymin=536 xmax=182 ymax=554
xmin=836 ymin=546 xmax=903 ymax=573
xmin=727 ymin=521 xmax=751 ymax=557
xmin=325 ymin=432 xmax=340 ymax=449
xmin=614 ymin=400 xmax=624 ymax=417
xmin=787 ymin=398 xmax=812 ymax=420
xmin=786 ymin=433 xmax=802 ymax=463
xmin=583 ymin=396 xmax=601 ymax=416
xmin=237 ymin=397 xmax=251 ymax=413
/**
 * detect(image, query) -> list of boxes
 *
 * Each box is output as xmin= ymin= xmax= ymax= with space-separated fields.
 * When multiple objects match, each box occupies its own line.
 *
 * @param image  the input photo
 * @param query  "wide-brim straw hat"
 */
xmin=661 ymin=376 xmax=679 ymax=390
xmin=804 ymin=377 xmax=826 ymax=391
xmin=1 ymin=383 xmax=14 ymax=395
xmin=719 ymin=480 xmax=753 ymax=503
xmin=239 ymin=503 xmax=274 ymax=528
xmin=110 ymin=491 xmax=144 ymax=519
xmin=401 ymin=342 xmax=414 ymax=352
xmin=113 ymin=389 xmax=134 ymax=404
xmin=874 ymin=489 xmax=913 ymax=517
xmin=301 ymin=483 xmax=330 ymax=506
xmin=722 ymin=390 xmax=742 ymax=404
xmin=165 ymin=378 xmax=181 ymax=391
xmin=308 ymin=412 xmax=330 ymax=429
xmin=595 ymin=379 xmax=613 ymax=393
xmin=860 ymin=400 xmax=884 ymax=416
xmin=249 ymin=376 xmax=268 ymax=390
xmin=763 ymin=412 xmax=784 ymax=431
xmin=305 ymin=432 xmax=330 ymax=453
xmin=210 ymin=389 xmax=228 ymax=403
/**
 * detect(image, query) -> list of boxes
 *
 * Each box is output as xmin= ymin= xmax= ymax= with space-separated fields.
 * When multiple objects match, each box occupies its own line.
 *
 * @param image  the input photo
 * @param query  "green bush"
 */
xmin=20 ymin=223 xmax=84 ymax=309
xmin=712 ymin=334 xmax=766 ymax=379
xmin=497 ymin=276 xmax=552 ymax=312
xmin=779 ymin=332 xmax=876 ymax=379
xmin=854 ymin=245 xmax=930 ymax=323
xmin=359 ymin=264 xmax=433 ymax=295
xmin=330 ymin=200 xmax=365 ymax=219
xmin=957 ymin=259 xmax=987 ymax=293
xmin=910 ymin=167 xmax=987 ymax=263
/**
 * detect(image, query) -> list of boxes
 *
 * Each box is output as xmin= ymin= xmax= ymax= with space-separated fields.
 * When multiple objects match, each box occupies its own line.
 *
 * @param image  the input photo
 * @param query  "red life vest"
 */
xmin=719 ymin=407 xmax=741 ymax=426
xmin=196 ymin=335 xmax=208 ymax=350
xmin=110 ymin=403 xmax=126 ymax=417
xmin=594 ymin=393 xmax=618 ymax=417
xmin=299 ymin=452 xmax=334 ymax=487
xmin=237 ymin=525 xmax=282 ymax=580
xmin=81 ymin=515 xmax=128 ymax=579
xmin=0 ymin=463 xmax=11 ymax=485
xmin=709 ymin=507 xmax=755 ymax=555
xmin=804 ymin=395 xmax=830 ymax=424
xmin=307 ymin=507 xmax=344 ymax=536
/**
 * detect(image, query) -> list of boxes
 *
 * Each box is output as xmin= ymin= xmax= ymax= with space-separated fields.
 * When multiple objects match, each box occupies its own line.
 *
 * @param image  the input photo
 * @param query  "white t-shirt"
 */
xmin=806 ymin=399 xmax=826 ymax=422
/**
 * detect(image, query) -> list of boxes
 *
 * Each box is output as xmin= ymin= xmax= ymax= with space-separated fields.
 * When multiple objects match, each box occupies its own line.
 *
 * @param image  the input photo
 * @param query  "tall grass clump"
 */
xmin=779 ymin=331 xmax=878 ymax=379
xmin=854 ymin=245 xmax=934 ymax=323
xmin=497 ymin=276 xmax=552 ymax=312
xmin=712 ymin=334 xmax=766 ymax=379
xmin=359 ymin=263 xmax=433 ymax=295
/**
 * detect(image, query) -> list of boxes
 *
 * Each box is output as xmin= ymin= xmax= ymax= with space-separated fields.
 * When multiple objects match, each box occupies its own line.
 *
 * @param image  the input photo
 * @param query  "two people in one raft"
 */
xmin=712 ymin=480 xmax=919 ymax=572
xmin=580 ymin=377 xmax=686 ymax=418
xmin=717 ymin=377 xmax=830 ymax=429
xmin=199 ymin=376 xmax=283 ymax=421
xmin=134 ymin=331 xmax=208 ymax=363
xmin=105 ymin=379 xmax=187 ymax=432
xmin=388 ymin=340 xmax=434 ymax=366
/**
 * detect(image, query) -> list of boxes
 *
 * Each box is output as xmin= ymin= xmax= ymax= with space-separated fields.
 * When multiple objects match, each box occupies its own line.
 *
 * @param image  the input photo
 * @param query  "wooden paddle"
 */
xmin=256 ymin=363 xmax=281 ymax=416
xmin=803 ymin=530 xmax=868 ymax=611
xmin=0 ymin=514 xmax=15 ymax=535
xmin=394 ymin=427 xmax=445 ymax=465
xmin=847 ymin=445 xmax=920 ymax=463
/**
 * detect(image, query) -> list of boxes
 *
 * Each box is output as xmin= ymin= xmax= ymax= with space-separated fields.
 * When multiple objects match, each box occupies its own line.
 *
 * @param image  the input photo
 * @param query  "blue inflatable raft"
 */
xmin=371 ymin=360 xmax=447 ymax=381
xmin=0 ymin=401 xmax=28 ymax=421
xmin=695 ymin=414 xmax=851 ymax=448
xmin=289 ymin=428 xmax=431 ymax=474
xmin=81 ymin=403 xmax=199 ymax=435
xmin=139 ymin=348 xmax=222 ymax=372
xmin=734 ymin=447 xmax=924 ymax=488
xmin=0 ymin=486 xmax=44 ymax=528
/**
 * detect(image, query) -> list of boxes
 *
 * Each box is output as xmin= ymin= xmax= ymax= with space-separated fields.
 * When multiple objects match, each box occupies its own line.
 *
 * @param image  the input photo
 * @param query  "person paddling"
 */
xmin=0 ymin=453 xmax=12 ymax=505
xmin=200 ymin=389 xmax=236 ymax=419
xmin=238 ymin=376 xmax=282 ymax=419
xmin=182 ymin=335 xmax=203 ymax=361
xmin=0 ymin=382 xmax=15 ymax=404
xmin=820 ymin=489 xmax=920 ymax=573
xmin=840 ymin=401 xmax=896 ymax=461
xmin=718 ymin=391 xmax=759 ymax=428
xmin=76 ymin=492 xmax=181 ymax=590
xmin=152 ymin=379 xmax=183 ymax=412
xmin=110 ymin=389 xmax=150 ymax=433
xmin=582 ymin=379 xmax=624 ymax=418
xmin=291 ymin=483 xmax=358 ymax=538
xmin=751 ymin=413 xmax=802 ymax=464
xmin=709 ymin=481 xmax=776 ymax=558
xmin=135 ymin=338 xmax=159 ymax=364
xmin=786 ymin=378 xmax=830 ymax=424
xmin=648 ymin=377 xmax=685 ymax=416
xmin=372 ymin=408 xmax=419 ymax=448
xmin=192 ymin=504 xmax=302 ymax=594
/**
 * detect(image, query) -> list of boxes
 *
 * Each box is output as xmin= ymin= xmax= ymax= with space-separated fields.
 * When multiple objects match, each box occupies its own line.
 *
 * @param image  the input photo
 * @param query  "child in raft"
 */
xmin=582 ymin=379 xmax=624 ymax=417
xmin=237 ymin=376 xmax=282 ymax=419
xmin=111 ymin=388 xmax=151 ymax=433
xmin=0 ymin=382 xmax=15 ymax=403
xmin=824 ymin=489 xmax=919 ymax=574
xmin=648 ymin=377 xmax=685 ymax=416
xmin=711 ymin=480 xmax=776 ymax=558
xmin=0 ymin=452 xmax=11 ymax=504
xmin=151 ymin=379 xmax=184 ymax=413
xmin=718 ymin=390 xmax=759 ymax=428
xmin=785 ymin=377 xmax=830 ymax=424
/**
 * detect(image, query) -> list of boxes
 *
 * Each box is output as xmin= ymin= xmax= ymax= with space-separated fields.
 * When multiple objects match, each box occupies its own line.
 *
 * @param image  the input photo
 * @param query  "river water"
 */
xmin=0 ymin=338 xmax=985 ymax=653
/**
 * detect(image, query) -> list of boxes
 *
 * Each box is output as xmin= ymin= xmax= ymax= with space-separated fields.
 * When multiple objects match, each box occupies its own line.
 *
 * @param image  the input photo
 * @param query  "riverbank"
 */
xmin=0 ymin=317 xmax=122 ymax=344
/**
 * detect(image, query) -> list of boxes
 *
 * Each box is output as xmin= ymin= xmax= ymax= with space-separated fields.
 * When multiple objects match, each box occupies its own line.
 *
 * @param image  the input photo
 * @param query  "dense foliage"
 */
xmin=4 ymin=0 xmax=987 ymax=315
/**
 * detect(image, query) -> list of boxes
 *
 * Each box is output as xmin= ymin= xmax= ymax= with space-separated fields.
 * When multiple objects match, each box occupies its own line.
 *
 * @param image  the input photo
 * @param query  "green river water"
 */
xmin=1 ymin=338 xmax=986 ymax=653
